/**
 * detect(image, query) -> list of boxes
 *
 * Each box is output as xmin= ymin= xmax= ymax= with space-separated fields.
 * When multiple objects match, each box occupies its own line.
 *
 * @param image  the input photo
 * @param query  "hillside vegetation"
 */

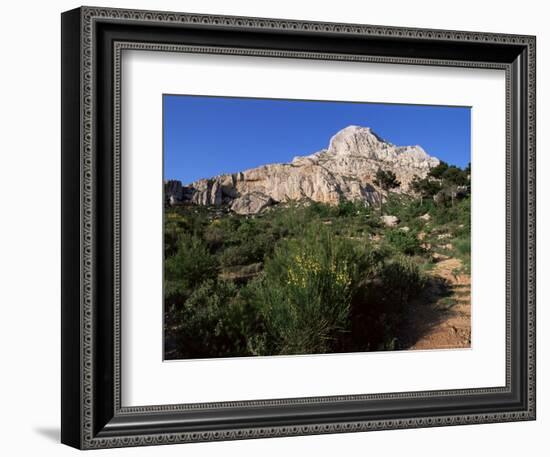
xmin=164 ymin=162 xmax=470 ymax=359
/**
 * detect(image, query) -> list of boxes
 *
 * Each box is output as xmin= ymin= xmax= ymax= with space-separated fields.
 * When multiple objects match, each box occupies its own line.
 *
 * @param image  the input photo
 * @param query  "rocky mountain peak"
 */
xmin=166 ymin=125 xmax=441 ymax=214
xmin=327 ymin=125 xmax=386 ymax=156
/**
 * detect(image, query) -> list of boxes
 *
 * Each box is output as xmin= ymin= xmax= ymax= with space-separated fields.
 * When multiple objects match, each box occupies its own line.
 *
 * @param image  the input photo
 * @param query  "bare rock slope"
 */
xmin=166 ymin=125 xmax=440 ymax=215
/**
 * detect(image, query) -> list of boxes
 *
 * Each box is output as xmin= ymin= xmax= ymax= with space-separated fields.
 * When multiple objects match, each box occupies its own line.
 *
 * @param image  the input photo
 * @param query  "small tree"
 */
xmin=373 ymin=169 xmax=400 ymax=211
xmin=164 ymin=233 xmax=218 ymax=307
xmin=411 ymin=176 xmax=440 ymax=205
xmin=412 ymin=162 xmax=470 ymax=206
xmin=428 ymin=161 xmax=449 ymax=179
xmin=442 ymin=165 xmax=469 ymax=186
xmin=374 ymin=169 xmax=400 ymax=191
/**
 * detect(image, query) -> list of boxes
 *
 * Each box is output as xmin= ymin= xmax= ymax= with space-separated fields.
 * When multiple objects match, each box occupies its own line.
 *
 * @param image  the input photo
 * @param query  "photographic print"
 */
xmin=61 ymin=9 xmax=536 ymax=447
xmin=163 ymin=95 xmax=471 ymax=360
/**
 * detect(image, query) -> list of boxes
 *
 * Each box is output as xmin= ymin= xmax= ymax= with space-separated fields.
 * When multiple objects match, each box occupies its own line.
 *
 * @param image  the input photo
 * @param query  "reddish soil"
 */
xmin=408 ymin=258 xmax=471 ymax=350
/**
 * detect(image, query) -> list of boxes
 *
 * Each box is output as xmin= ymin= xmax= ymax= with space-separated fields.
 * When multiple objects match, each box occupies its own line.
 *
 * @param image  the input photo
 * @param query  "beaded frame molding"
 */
xmin=61 ymin=6 xmax=536 ymax=450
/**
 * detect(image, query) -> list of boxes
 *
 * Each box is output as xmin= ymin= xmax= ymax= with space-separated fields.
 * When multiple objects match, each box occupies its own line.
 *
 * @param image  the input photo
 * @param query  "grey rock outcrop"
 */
xmin=231 ymin=192 xmax=273 ymax=215
xmin=165 ymin=180 xmax=184 ymax=204
xmin=165 ymin=125 xmax=441 ymax=214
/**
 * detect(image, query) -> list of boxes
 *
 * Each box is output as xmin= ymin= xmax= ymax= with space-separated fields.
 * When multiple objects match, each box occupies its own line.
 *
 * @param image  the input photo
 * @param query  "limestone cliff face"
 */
xmin=165 ymin=125 xmax=440 ymax=214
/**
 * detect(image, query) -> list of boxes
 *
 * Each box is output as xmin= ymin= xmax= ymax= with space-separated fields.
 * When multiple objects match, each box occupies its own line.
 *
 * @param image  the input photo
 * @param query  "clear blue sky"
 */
xmin=164 ymin=95 xmax=470 ymax=184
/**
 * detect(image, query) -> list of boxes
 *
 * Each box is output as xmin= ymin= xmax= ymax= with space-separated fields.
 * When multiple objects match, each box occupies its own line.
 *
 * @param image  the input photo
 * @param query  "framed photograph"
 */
xmin=61 ymin=6 xmax=536 ymax=449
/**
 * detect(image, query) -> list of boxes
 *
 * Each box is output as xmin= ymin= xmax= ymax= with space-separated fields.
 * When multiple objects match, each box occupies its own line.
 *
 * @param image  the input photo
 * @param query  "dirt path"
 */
xmin=408 ymin=258 xmax=471 ymax=350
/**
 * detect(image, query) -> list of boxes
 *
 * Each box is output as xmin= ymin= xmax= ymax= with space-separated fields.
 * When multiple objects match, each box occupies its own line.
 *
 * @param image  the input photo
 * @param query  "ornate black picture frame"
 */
xmin=61 ymin=6 xmax=536 ymax=449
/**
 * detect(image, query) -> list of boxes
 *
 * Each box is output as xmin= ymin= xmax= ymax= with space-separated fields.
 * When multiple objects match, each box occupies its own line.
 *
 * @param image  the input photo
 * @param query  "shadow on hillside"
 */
xmin=163 ymin=270 xmax=464 ymax=360
xmin=399 ymin=276 xmax=458 ymax=349
xmin=342 ymin=275 xmax=457 ymax=353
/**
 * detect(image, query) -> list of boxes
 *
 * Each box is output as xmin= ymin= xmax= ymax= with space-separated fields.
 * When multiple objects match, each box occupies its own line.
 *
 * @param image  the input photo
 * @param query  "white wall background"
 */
xmin=0 ymin=0 xmax=545 ymax=455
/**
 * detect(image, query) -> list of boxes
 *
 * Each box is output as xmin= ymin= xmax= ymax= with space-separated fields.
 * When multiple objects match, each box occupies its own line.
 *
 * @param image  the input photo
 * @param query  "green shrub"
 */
xmin=378 ymin=255 xmax=426 ymax=306
xmin=429 ymin=196 xmax=470 ymax=226
xmin=385 ymin=229 xmax=423 ymax=255
xmin=203 ymin=222 xmax=226 ymax=251
xmin=174 ymin=280 xmax=255 ymax=358
xmin=275 ymin=205 xmax=314 ymax=237
xmin=349 ymin=254 xmax=426 ymax=351
xmin=380 ymin=194 xmax=434 ymax=226
xmin=336 ymin=199 xmax=359 ymax=217
xmin=247 ymin=228 xmax=367 ymax=355
xmin=374 ymin=169 xmax=400 ymax=190
xmin=452 ymin=235 xmax=471 ymax=274
xmin=164 ymin=233 xmax=217 ymax=307
xmin=453 ymin=236 xmax=471 ymax=256
xmin=219 ymin=234 xmax=275 ymax=267
xmin=307 ymin=201 xmax=334 ymax=218
xmin=164 ymin=211 xmax=189 ymax=256
xmin=428 ymin=161 xmax=449 ymax=179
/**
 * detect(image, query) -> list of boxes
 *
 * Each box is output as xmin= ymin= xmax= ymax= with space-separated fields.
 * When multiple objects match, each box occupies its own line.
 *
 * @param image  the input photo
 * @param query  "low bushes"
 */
xmin=245 ymin=228 xmax=365 ymax=355
xmin=173 ymin=279 xmax=257 ymax=358
xmin=164 ymin=233 xmax=217 ymax=307
xmin=385 ymin=229 xmax=424 ymax=255
xmin=164 ymin=195 xmax=465 ymax=359
xmin=350 ymin=254 xmax=426 ymax=351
